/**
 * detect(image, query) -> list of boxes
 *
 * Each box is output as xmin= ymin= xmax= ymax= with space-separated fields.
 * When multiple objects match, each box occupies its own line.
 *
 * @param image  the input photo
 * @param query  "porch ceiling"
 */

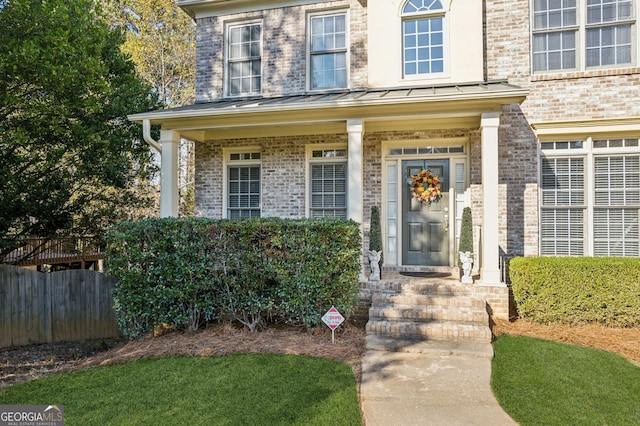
xmin=128 ymin=81 xmax=528 ymax=142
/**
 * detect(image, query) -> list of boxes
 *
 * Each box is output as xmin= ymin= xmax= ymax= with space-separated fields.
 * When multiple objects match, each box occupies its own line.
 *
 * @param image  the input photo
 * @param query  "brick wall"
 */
xmin=195 ymin=0 xmax=367 ymax=103
xmin=484 ymin=0 xmax=640 ymax=258
xmin=485 ymin=0 xmax=640 ymax=121
xmin=195 ymin=134 xmax=347 ymax=218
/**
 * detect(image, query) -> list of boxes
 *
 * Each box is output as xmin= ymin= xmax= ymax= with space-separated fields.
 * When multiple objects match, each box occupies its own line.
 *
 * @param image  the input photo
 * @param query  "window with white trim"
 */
xmin=540 ymin=138 xmax=640 ymax=256
xmin=309 ymin=12 xmax=348 ymax=89
xmin=308 ymin=148 xmax=347 ymax=219
xmin=226 ymin=21 xmax=262 ymax=96
xmin=532 ymin=0 xmax=577 ymax=71
xmin=401 ymin=0 xmax=447 ymax=77
xmin=586 ymin=0 xmax=633 ymax=67
xmin=532 ymin=0 xmax=635 ymax=72
xmin=227 ymin=151 xmax=261 ymax=218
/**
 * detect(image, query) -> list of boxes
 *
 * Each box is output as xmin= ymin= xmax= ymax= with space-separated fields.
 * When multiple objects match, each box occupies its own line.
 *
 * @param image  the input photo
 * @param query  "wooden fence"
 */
xmin=0 ymin=265 xmax=120 ymax=347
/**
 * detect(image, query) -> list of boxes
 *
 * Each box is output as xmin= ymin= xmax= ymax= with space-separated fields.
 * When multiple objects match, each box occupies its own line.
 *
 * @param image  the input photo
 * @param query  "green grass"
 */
xmin=0 ymin=353 xmax=362 ymax=426
xmin=492 ymin=335 xmax=640 ymax=425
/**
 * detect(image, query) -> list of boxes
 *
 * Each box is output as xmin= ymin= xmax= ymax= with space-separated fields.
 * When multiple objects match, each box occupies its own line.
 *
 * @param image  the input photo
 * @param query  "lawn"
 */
xmin=0 ymin=353 xmax=362 ymax=426
xmin=492 ymin=334 xmax=640 ymax=425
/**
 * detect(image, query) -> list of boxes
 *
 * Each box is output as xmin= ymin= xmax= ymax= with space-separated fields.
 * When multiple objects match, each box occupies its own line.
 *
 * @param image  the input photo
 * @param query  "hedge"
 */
xmin=510 ymin=256 xmax=640 ymax=327
xmin=104 ymin=217 xmax=361 ymax=337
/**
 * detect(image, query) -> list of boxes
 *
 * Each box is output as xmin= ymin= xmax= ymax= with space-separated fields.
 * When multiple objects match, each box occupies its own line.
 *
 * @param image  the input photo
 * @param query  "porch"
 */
xmin=128 ymin=82 xmax=529 ymax=297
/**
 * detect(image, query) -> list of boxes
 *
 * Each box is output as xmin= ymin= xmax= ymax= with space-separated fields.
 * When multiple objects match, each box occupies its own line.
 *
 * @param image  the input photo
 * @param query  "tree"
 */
xmin=102 ymin=0 xmax=195 ymax=107
xmin=103 ymin=0 xmax=196 ymax=215
xmin=0 ymin=0 xmax=158 ymax=260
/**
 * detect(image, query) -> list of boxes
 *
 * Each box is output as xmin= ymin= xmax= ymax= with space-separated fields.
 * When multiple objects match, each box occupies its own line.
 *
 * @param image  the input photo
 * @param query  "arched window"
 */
xmin=402 ymin=0 xmax=447 ymax=76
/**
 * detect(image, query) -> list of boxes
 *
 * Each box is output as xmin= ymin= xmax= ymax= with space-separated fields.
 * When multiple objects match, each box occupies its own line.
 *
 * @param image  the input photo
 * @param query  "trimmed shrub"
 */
xmin=510 ymin=256 xmax=640 ymax=327
xmin=105 ymin=217 xmax=361 ymax=337
xmin=369 ymin=206 xmax=383 ymax=268
xmin=458 ymin=207 xmax=473 ymax=265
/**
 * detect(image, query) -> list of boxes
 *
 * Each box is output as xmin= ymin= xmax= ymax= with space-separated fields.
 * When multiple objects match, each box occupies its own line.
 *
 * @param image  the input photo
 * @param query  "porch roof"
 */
xmin=128 ymin=80 xmax=528 ymax=141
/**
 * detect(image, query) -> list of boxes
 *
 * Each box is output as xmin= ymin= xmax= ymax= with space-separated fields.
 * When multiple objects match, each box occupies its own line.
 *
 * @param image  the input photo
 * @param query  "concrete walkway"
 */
xmin=360 ymin=337 xmax=517 ymax=426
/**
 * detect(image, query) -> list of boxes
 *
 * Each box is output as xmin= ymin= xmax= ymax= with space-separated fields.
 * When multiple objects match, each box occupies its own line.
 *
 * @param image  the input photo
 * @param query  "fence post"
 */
xmin=43 ymin=271 xmax=53 ymax=343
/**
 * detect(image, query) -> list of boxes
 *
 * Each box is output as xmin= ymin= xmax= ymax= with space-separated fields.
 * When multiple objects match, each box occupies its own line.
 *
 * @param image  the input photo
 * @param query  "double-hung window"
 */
xmin=532 ymin=0 xmax=635 ymax=72
xmin=401 ymin=0 xmax=447 ymax=77
xmin=540 ymin=138 xmax=640 ymax=257
xmin=586 ymin=0 xmax=633 ymax=67
xmin=227 ymin=151 xmax=261 ymax=218
xmin=532 ymin=0 xmax=578 ymax=71
xmin=227 ymin=22 xmax=262 ymax=96
xmin=308 ymin=147 xmax=348 ymax=219
xmin=309 ymin=12 xmax=348 ymax=89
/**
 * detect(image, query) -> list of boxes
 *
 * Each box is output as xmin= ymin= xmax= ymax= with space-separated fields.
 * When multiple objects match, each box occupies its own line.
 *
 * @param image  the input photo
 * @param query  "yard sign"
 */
xmin=322 ymin=306 xmax=345 ymax=344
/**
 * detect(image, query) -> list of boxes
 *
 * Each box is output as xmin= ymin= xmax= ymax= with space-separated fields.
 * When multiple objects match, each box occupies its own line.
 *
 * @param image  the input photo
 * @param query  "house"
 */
xmin=128 ymin=0 xmax=640 ymax=320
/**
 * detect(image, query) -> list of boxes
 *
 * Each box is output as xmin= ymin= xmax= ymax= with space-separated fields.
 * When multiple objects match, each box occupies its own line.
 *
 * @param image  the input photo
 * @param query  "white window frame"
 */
xmin=401 ymin=0 xmax=449 ymax=79
xmin=585 ymin=0 xmax=634 ymax=67
xmin=539 ymin=137 xmax=640 ymax=256
xmin=306 ymin=144 xmax=348 ymax=219
xmin=531 ymin=0 xmax=637 ymax=73
xmin=225 ymin=20 xmax=263 ymax=97
xmin=531 ymin=0 xmax=579 ymax=72
xmin=223 ymin=147 xmax=262 ymax=219
xmin=307 ymin=10 xmax=349 ymax=91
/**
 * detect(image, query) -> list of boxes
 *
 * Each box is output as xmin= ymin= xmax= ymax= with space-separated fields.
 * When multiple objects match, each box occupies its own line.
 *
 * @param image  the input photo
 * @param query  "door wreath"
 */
xmin=410 ymin=169 xmax=442 ymax=204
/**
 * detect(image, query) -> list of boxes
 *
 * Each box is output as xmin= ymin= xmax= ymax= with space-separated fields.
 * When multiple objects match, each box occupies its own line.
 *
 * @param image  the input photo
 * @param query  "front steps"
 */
xmin=364 ymin=273 xmax=493 ymax=357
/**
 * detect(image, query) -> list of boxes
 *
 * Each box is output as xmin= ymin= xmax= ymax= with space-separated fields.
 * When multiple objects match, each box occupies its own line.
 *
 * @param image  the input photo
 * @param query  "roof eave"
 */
xmin=128 ymin=88 xmax=529 ymax=126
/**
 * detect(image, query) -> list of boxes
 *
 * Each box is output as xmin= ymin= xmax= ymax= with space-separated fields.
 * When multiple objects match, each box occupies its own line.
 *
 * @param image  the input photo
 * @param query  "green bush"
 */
xmin=105 ymin=218 xmax=361 ymax=337
xmin=458 ymin=207 xmax=473 ymax=265
xmin=369 ymin=207 xmax=383 ymax=258
xmin=510 ymin=256 xmax=640 ymax=327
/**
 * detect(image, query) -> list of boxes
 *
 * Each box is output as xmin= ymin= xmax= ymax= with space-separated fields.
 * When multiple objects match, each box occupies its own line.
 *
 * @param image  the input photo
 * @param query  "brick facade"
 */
xmin=195 ymin=0 xmax=367 ymax=103
xmin=178 ymin=0 xmax=640 ymax=321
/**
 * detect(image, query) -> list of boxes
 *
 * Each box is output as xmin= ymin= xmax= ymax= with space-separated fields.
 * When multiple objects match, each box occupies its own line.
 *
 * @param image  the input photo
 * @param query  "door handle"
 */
xmin=444 ymin=214 xmax=449 ymax=231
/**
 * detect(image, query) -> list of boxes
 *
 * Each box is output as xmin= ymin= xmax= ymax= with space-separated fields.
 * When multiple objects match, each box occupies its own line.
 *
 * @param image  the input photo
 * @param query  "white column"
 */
xmin=159 ymin=129 xmax=180 ymax=218
xmin=347 ymin=119 xmax=364 ymax=224
xmin=347 ymin=119 xmax=366 ymax=281
xmin=479 ymin=112 xmax=503 ymax=286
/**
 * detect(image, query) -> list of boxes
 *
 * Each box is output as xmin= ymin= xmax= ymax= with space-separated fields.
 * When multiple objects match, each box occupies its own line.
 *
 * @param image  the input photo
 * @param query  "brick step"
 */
xmin=366 ymin=320 xmax=492 ymax=342
xmin=372 ymin=292 xmax=487 ymax=308
xmin=369 ymin=305 xmax=488 ymax=323
xmin=365 ymin=280 xmax=472 ymax=295
xmin=365 ymin=335 xmax=494 ymax=358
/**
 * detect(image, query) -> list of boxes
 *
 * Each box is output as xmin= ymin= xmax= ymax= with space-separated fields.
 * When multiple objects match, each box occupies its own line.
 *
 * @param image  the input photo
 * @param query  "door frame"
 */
xmin=381 ymin=139 xmax=469 ymax=268
xmin=402 ymin=159 xmax=451 ymax=266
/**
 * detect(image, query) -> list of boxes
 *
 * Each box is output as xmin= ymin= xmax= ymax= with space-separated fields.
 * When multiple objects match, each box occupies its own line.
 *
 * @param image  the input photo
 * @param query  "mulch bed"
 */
xmin=1 ymin=322 xmax=366 ymax=391
xmin=2 ymin=318 xmax=639 ymax=391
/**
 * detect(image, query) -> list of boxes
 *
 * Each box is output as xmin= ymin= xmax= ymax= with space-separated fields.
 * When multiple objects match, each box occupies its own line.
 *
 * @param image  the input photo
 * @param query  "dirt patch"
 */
xmin=3 ymin=318 xmax=640 ymax=392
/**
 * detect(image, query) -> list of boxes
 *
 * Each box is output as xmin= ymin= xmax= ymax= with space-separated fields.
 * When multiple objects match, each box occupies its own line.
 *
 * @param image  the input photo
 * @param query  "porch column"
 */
xmin=479 ymin=112 xmax=503 ymax=286
xmin=159 ymin=129 xmax=180 ymax=218
xmin=347 ymin=119 xmax=366 ymax=281
xmin=347 ymin=119 xmax=364 ymax=223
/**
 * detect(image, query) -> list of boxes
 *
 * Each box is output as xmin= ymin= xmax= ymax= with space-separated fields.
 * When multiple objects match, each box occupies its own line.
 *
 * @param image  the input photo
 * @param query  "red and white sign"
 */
xmin=322 ymin=306 xmax=345 ymax=331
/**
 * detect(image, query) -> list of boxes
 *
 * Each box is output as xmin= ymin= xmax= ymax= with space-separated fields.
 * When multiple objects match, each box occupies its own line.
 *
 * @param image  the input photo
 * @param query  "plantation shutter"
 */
xmin=311 ymin=163 xmax=347 ymax=219
xmin=228 ymin=165 xmax=261 ymax=218
xmin=593 ymin=156 xmax=640 ymax=256
xmin=540 ymin=156 xmax=585 ymax=255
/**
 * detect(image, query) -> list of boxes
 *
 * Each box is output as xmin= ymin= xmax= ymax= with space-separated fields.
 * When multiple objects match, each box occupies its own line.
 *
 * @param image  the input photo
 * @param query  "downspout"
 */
xmin=142 ymin=119 xmax=162 ymax=152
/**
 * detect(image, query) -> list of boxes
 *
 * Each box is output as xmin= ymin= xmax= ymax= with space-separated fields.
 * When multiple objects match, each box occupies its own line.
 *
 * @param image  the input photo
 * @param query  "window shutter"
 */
xmin=593 ymin=155 xmax=639 ymax=256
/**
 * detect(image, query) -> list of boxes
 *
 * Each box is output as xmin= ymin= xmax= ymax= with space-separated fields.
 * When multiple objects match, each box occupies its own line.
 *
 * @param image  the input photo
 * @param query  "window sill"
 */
xmin=531 ymin=66 xmax=640 ymax=82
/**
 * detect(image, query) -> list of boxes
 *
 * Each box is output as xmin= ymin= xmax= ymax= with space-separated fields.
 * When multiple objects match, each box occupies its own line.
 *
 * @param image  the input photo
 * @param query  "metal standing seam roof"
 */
xmin=127 ymin=81 xmax=528 ymax=122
